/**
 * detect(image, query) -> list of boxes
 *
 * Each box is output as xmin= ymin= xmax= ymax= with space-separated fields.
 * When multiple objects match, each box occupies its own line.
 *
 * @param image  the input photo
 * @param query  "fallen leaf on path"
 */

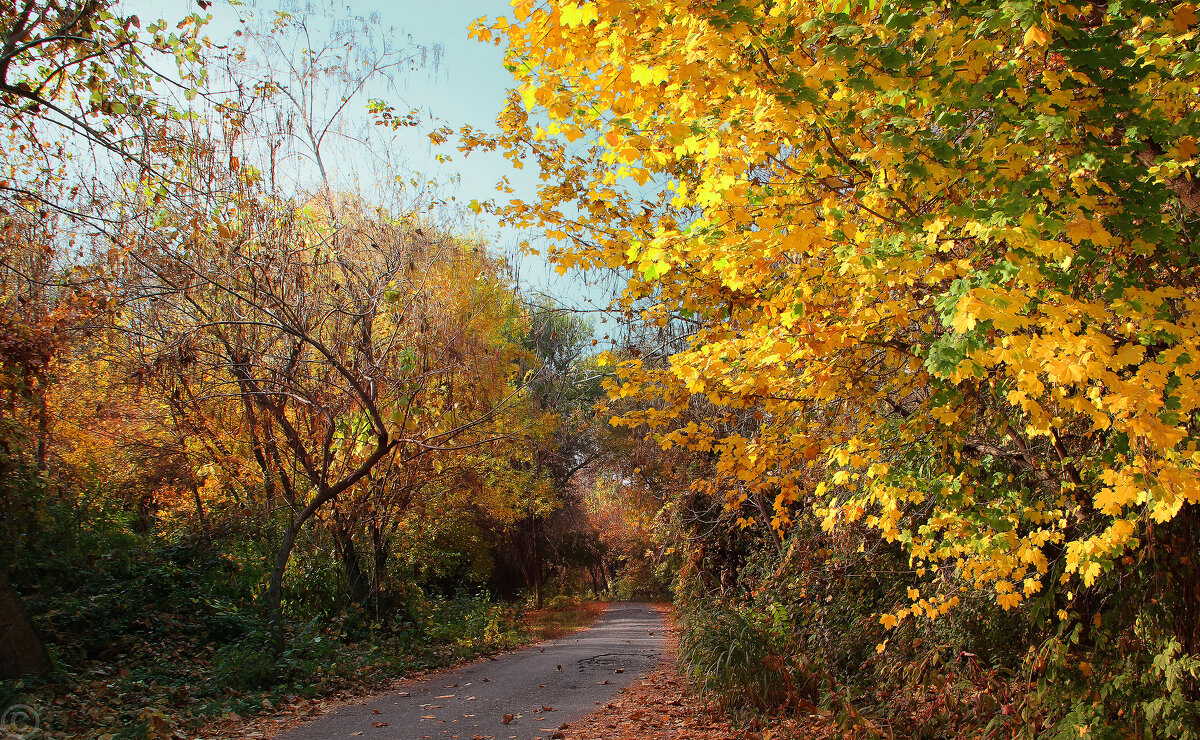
xmin=372 ymin=722 xmax=388 ymax=727
xmin=502 ymin=713 xmax=514 ymax=724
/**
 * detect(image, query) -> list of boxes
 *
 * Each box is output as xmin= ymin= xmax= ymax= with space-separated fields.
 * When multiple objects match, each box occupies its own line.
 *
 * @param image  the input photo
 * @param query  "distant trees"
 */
xmin=452 ymin=301 xmax=601 ymax=604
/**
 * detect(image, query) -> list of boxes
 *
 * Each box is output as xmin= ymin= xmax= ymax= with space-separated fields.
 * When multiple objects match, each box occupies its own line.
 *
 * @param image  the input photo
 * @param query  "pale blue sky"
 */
xmin=118 ymin=0 xmax=609 ymax=309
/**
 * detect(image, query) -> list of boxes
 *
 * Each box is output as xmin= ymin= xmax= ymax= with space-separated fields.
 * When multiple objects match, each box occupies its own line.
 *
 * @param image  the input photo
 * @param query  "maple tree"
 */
xmin=474 ymin=0 xmax=1200 ymax=731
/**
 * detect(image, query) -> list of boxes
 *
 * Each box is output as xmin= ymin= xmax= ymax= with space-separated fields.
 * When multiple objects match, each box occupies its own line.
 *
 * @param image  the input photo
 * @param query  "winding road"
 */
xmin=279 ymin=602 xmax=666 ymax=740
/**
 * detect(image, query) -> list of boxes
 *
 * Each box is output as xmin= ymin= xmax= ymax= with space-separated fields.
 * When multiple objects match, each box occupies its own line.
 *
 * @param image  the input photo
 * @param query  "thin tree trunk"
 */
xmin=187 ymin=476 xmax=207 ymax=529
xmin=266 ymin=519 xmax=301 ymax=654
xmin=332 ymin=516 xmax=369 ymax=606
xmin=371 ymin=522 xmax=388 ymax=625
xmin=516 ymin=521 xmax=541 ymax=606
xmin=533 ymin=524 xmax=543 ymax=608
xmin=33 ymin=375 xmax=48 ymax=471
xmin=592 ymin=551 xmax=604 ymax=592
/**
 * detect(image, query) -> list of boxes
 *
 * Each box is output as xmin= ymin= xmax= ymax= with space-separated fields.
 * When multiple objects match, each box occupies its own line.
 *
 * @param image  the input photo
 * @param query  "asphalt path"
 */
xmin=279 ymin=602 xmax=666 ymax=740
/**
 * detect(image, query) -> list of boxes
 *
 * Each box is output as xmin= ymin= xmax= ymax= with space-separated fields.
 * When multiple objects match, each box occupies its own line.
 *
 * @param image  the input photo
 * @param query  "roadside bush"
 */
xmin=679 ymin=599 xmax=821 ymax=711
xmin=668 ymin=512 xmax=1038 ymax=736
xmin=213 ymin=618 xmax=339 ymax=690
xmin=545 ymin=594 xmax=578 ymax=609
xmin=1024 ymin=612 xmax=1200 ymax=740
xmin=425 ymin=592 xmax=521 ymax=655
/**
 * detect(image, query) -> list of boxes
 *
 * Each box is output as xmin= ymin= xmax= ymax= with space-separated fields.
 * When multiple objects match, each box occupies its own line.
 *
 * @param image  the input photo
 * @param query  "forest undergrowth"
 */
xmin=2 ymin=517 xmax=605 ymax=740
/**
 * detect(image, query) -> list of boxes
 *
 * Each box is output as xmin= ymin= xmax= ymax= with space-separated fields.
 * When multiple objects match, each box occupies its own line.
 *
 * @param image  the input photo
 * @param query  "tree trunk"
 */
xmin=516 ymin=519 xmax=542 ymax=607
xmin=0 ymin=571 xmax=50 ymax=679
xmin=261 ymin=436 xmax=393 ymax=654
xmin=533 ymin=528 xmax=543 ymax=608
xmin=371 ymin=523 xmax=389 ymax=625
xmin=266 ymin=519 xmax=301 ymax=655
xmin=332 ymin=517 xmax=369 ymax=607
xmin=187 ymin=476 xmax=207 ymax=529
xmin=33 ymin=378 xmax=48 ymax=471
xmin=595 ymin=554 xmax=609 ymax=592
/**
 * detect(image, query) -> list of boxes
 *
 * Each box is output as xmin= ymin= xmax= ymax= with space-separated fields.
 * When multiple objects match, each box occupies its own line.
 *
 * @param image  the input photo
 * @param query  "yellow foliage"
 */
xmin=474 ymin=0 xmax=1200 ymax=619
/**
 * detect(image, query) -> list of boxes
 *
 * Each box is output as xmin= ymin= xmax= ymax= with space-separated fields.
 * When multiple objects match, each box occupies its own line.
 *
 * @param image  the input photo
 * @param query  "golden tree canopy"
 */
xmin=473 ymin=0 xmax=1200 ymax=620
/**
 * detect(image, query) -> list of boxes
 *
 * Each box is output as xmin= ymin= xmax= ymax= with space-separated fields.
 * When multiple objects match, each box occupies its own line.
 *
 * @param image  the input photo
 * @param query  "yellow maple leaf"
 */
xmin=1024 ymin=24 xmax=1049 ymax=46
xmin=951 ymin=307 xmax=977 ymax=333
xmin=559 ymin=1 xmax=598 ymax=28
xmin=630 ymin=64 xmax=667 ymax=86
xmin=1065 ymin=215 xmax=1094 ymax=242
xmin=998 ymin=592 xmax=1021 ymax=609
xmin=1174 ymin=3 xmax=1198 ymax=31
xmin=520 ymin=84 xmax=538 ymax=111
xmin=1178 ymin=136 xmax=1199 ymax=160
